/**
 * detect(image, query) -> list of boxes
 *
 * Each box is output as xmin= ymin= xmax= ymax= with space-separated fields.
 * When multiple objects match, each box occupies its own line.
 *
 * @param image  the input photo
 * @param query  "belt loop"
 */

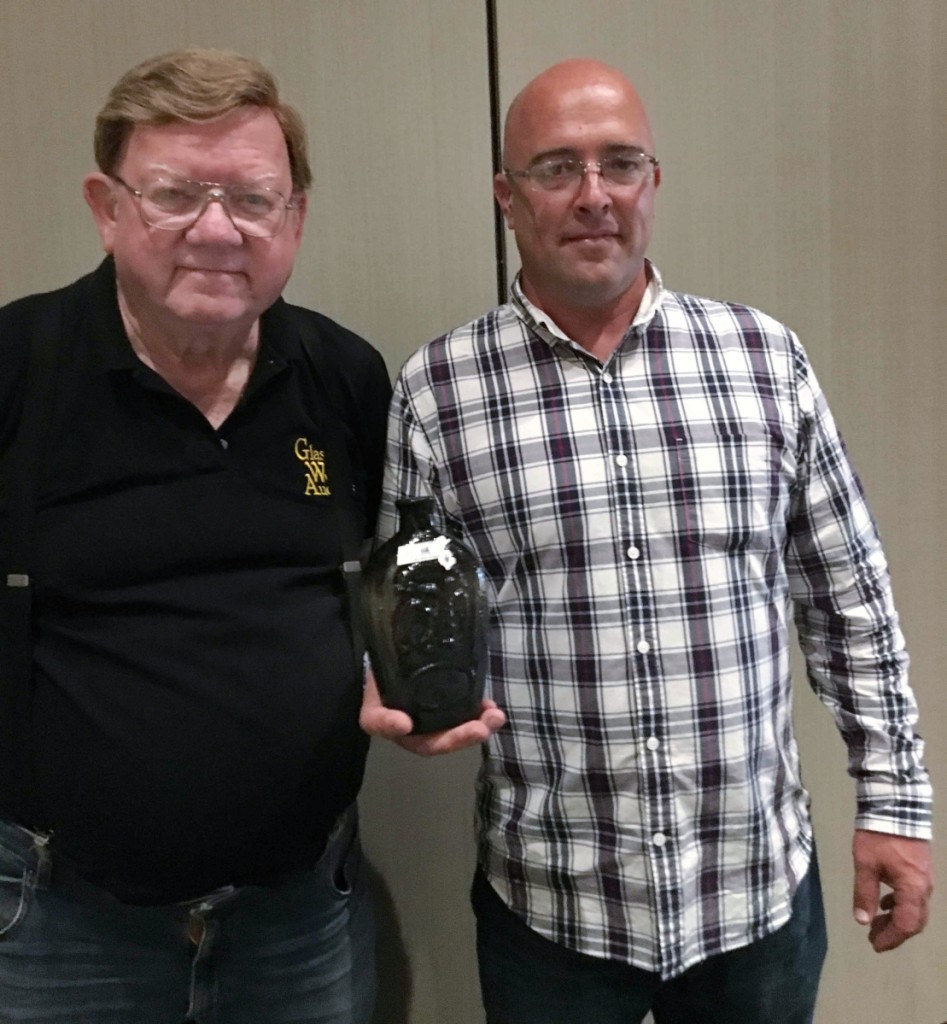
xmin=31 ymin=831 xmax=53 ymax=888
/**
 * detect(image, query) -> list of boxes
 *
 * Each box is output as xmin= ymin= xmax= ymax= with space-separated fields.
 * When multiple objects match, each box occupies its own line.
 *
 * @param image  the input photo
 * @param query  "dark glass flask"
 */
xmin=361 ymin=497 xmax=489 ymax=734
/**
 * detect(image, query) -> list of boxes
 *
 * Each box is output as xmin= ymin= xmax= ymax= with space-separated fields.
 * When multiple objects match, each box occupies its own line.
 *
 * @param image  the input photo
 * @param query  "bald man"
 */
xmin=361 ymin=60 xmax=932 ymax=1024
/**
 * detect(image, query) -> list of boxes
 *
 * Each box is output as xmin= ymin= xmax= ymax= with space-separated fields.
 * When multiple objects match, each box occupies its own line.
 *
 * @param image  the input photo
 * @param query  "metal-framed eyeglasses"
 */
xmin=111 ymin=174 xmax=301 ymax=238
xmin=504 ymin=148 xmax=659 ymax=193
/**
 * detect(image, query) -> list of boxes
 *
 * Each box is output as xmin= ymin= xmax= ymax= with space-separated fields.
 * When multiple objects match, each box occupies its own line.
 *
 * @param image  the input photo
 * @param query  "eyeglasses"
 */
xmin=112 ymin=175 xmax=301 ymax=238
xmin=504 ymin=149 xmax=659 ymax=193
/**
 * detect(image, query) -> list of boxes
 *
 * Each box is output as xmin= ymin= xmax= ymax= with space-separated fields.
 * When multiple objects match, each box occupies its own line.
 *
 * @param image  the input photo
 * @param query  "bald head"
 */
xmin=502 ymin=59 xmax=655 ymax=169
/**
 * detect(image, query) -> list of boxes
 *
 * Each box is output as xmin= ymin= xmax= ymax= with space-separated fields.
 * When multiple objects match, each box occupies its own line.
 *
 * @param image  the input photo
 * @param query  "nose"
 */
xmin=186 ymin=192 xmax=243 ymax=243
xmin=574 ymin=163 xmax=611 ymax=212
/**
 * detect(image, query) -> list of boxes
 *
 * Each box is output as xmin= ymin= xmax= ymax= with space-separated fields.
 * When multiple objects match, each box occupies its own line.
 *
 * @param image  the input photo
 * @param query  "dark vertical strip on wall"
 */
xmin=486 ymin=0 xmax=508 ymax=304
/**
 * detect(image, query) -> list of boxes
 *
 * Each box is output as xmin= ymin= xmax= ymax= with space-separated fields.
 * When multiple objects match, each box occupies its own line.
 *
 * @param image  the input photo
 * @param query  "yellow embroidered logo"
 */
xmin=294 ymin=437 xmax=331 ymax=496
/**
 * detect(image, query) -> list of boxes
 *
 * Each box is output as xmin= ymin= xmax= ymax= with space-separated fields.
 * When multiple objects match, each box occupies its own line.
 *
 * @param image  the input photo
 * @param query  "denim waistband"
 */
xmin=0 ymin=816 xmax=53 ymax=889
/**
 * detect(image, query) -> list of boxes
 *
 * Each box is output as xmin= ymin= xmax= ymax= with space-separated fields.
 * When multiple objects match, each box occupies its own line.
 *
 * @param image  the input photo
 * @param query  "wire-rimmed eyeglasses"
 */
xmin=504 ymin=148 xmax=659 ymax=193
xmin=111 ymin=174 xmax=301 ymax=238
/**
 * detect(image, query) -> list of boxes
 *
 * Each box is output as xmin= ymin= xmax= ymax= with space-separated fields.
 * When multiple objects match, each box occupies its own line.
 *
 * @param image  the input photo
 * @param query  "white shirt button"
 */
xmin=219 ymin=438 xmax=229 ymax=450
xmin=636 ymin=639 xmax=651 ymax=654
xmin=626 ymin=545 xmax=640 ymax=560
xmin=615 ymin=454 xmax=628 ymax=467
xmin=602 ymin=372 xmax=613 ymax=384
xmin=652 ymin=832 xmax=667 ymax=847
xmin=645 ymin=736 xmax=660 ymax=751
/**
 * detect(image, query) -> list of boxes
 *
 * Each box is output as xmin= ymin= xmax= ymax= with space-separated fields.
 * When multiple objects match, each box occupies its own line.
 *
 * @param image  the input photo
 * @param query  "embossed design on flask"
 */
xmin=362 ymin=497 xmax=488 ymax=733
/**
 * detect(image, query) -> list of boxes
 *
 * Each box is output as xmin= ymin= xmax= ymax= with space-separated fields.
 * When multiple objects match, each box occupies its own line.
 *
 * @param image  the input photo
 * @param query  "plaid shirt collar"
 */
xmin=509 ymin=259 xmax=665 ymax=352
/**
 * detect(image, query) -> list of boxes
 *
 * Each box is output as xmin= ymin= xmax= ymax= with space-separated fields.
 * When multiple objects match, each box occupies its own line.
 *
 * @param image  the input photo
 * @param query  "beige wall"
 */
xmin=493 ymin=6 xmax=946 ymax=1022
xmin=0 ymin=2 xmax=943 ymax=1022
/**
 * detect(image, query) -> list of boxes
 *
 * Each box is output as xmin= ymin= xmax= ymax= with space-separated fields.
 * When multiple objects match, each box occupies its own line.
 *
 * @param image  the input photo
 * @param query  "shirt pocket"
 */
xmin=669 ymin=423 xmax=786 ymax=555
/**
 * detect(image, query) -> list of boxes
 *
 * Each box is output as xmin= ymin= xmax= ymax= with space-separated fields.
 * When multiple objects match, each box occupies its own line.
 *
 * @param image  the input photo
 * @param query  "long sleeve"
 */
xmin=786 ymin=337 xmax=932 ymax=838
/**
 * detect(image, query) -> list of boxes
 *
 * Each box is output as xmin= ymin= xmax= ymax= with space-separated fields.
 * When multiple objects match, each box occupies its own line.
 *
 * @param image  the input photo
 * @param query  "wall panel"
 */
xmin=0 ymin=0 xmax=497 ymax=367
xmin=1 ymin=1 xmax=943 ymax=1022
xmin=494 ymin=3 xmax=946 ymax=1022
xmin=0 ymin=3 xmax=495 ymax=1022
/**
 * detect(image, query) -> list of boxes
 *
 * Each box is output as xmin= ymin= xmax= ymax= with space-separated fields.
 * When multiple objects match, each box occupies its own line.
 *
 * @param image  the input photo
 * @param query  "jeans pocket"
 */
xmin=0 ymin=852 xmax=34 ymax=940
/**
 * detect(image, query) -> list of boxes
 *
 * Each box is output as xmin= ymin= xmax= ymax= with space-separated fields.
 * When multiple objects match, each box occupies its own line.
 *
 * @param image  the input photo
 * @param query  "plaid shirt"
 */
xmin=377 ymin=264 xmax=931 ymax=978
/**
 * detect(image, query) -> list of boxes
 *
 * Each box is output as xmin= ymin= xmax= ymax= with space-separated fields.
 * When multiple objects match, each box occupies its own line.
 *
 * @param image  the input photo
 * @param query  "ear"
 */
xmin=83 ymin=173 xmax=120 ymax=253
xmin=289 ymin=190 xmax=308 ymax=242
xmin=493 ymin=171 xmax=515 ymax=228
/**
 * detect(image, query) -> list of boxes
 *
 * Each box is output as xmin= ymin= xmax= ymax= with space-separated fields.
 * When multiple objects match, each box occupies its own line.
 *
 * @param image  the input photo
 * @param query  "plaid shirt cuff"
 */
xmin=854 ymin=776 xmax=933 ymax=839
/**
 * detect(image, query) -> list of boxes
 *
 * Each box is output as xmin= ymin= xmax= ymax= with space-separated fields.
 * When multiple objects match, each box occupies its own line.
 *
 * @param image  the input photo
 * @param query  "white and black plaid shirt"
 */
xmin=377 ymin=264 xmax=931 ymax=978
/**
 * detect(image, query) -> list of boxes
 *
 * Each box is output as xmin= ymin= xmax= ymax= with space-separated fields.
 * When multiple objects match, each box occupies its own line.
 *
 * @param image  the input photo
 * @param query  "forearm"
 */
xmin=796 ymin=605 xmax=932 ymax=837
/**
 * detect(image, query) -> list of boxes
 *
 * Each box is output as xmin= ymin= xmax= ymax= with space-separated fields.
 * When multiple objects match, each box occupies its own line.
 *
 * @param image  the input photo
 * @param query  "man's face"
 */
xmin=85 ymin=107 xmax=306 ymax=334
xmin=494 ymin=76 xmax=660 ymax=313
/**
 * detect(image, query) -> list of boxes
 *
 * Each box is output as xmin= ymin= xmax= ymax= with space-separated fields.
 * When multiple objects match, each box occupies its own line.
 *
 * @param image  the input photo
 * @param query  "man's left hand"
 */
xmin=852 ymin=829 xmax=933 ymax=952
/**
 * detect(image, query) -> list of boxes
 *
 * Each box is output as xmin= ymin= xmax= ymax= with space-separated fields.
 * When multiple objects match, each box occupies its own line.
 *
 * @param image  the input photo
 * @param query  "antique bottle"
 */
xmin=361 ymin=497 xmax=489 ymax=734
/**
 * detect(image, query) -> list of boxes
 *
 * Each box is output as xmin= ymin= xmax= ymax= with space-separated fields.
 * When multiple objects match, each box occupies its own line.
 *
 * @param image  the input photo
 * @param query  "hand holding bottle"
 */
xmin=359 ymin=670 xmax=506 ymax=756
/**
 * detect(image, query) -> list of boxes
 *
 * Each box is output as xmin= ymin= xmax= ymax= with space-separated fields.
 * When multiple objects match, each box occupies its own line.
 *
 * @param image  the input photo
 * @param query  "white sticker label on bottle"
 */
xmin=397 ymin=535 xmax=456 ymax=570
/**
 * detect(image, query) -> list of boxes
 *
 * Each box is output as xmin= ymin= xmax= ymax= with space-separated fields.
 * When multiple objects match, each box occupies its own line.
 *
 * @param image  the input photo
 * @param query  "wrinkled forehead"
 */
xmin=119 ymin=108 xmax=292 ymax=185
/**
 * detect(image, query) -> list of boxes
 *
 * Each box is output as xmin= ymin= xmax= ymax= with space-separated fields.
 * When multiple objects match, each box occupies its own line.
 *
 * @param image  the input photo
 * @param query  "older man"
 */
xmin=0 ymin=49 xmax=390 ymax=1023
xmin=361 ymin=59 xmax=932 ymax=1023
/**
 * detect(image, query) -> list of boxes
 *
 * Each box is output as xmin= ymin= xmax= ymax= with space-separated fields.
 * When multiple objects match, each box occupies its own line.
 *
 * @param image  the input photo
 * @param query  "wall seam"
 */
xmin=486 ymin=0 xmax=508 ymax=304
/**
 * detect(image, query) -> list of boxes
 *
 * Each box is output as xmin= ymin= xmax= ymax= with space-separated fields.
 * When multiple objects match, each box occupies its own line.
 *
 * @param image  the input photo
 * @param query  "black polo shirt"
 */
xmin=0 ymin=259 xmax=391 ymax=902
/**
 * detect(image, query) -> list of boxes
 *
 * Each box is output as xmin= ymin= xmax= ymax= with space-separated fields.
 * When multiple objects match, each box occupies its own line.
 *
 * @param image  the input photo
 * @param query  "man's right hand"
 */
xmin=359 ymin=670 xmax=506 ymax=756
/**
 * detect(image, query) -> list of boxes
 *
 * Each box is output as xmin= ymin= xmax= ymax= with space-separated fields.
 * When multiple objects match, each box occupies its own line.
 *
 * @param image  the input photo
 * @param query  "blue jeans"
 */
xmin=0 ymin=808 xmax=375 ymax=1024
xmin=473 ymin=854 xmax=827 ymax=1024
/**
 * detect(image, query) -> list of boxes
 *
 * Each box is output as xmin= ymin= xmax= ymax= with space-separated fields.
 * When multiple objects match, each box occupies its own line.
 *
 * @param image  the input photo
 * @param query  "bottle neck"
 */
xmin=396 ymin=497 xmax=437 ymax=535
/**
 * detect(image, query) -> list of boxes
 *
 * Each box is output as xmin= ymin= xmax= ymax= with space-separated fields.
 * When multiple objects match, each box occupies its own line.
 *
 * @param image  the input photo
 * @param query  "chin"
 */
xmin=170 ymin=286 xmax=256 ymax=320
xmin=566 ymin=273 xmax=633 ymax=303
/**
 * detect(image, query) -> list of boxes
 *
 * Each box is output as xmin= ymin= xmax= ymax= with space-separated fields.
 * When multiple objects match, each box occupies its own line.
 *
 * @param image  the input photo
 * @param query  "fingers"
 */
xmin=867 ymin=888 xmax=930 ymax=953
xmin=852 ymin=830 xmax=933 ymax=953
xmin=359 ymin=673 xmax=507 ymax=755
xmin=394 ymin=709 xmax=506 ymax=757
xmin=852 ymin=859 xmax=879 ymax=927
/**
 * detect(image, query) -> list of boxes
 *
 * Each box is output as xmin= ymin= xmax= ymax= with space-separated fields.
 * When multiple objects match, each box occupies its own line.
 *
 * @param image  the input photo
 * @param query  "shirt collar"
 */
xmin=510 ymin=260 xmax=664 ymax=349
